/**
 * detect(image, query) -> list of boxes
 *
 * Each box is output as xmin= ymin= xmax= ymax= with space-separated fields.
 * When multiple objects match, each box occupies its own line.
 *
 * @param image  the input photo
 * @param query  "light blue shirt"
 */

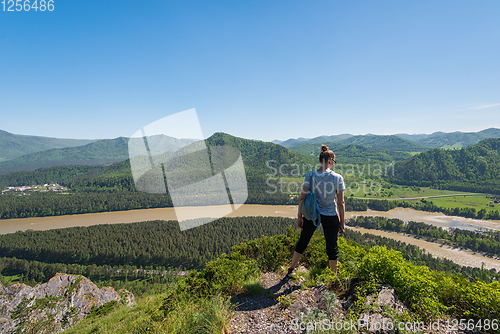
xmin=303 ymin=170 xmax=346 ymax=216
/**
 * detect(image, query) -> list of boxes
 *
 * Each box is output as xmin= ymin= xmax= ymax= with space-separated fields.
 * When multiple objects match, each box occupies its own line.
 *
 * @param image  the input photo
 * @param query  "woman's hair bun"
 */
xmin=321 ymin=145 xmax=328 ymax=152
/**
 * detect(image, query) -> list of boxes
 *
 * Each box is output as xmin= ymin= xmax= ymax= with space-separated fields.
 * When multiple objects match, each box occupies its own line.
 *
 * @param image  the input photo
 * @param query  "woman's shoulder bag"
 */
xmin=301 ymin=171 xmax=321 ymax=226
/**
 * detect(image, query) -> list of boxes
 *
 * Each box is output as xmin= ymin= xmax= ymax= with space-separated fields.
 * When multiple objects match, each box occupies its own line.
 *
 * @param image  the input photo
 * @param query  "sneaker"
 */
xmin=285 ymin=266 xmax=294 ymax=279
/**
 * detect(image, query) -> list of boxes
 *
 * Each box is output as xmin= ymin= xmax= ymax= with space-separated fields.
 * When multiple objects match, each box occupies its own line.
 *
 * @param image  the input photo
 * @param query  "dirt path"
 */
xmin=229 ymin=269 xmax=325 ymax=334
xmin=388 ymin=193 xmax=482 ymax=201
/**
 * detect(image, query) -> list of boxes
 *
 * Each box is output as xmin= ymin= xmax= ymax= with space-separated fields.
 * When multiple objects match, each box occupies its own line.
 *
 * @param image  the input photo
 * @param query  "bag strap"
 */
xmin=310 ymin=171 xmax=321 ymax=227
xmin=310 ymin=171 xmax=315 ymax=192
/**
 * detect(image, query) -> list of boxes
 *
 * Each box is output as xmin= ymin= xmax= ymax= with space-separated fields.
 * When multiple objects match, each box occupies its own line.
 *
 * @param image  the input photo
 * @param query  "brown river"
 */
xmin=1 ymin=205 xmax=499 ymax=270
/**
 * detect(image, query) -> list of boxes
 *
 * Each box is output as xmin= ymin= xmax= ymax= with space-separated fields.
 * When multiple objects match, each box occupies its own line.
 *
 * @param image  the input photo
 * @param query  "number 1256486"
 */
xmin=2 ymin=0 xmax=54 ymax=11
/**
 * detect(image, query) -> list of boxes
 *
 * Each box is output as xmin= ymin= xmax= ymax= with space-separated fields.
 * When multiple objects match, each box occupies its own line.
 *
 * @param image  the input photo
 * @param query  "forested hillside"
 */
xmin=278 ymin=134 xmax=353 ymax=147
xmin=0 ymin=161 xmax=132 ymax=191
xmin=399 ymin=128 xmax=500 ymax=149
xmin=0 ymin=217 xmax=296 ymax=270
xmin=390 ymin=138 xmax=500 ymax=194
xmin=0 ymin=216 xmax=298 ymax=300
xmin=338 ymin=134 xmax=430 ymax=152
xmin=289 ymin=142 xmax=412 ymax=164
xmin=0 ymin=133 xmax=316 ymax=218
xmin=0 ymin=129 xmax=94 ymax=162
xmin=207 ymin=132 xmax=315 ymax=172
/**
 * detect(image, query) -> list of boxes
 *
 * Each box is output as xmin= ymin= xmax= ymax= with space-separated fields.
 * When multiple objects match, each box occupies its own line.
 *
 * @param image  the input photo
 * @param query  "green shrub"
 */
xmin=357 ymin=246 xmax=445 ymax=321
xmin=357 ymin=246 xmax=500 ymax=322
xmin=172 ymin=252 xmax=260 ymax=299
xmin=201 ymin=252 xmax=260 ymax=295
xmin=231 ymin=227 xmax=297 ymax=271
xmin=433 ymin=271 xmax=500 ymax=319
xmin=298 ymin=233 xmax=329 ymax=270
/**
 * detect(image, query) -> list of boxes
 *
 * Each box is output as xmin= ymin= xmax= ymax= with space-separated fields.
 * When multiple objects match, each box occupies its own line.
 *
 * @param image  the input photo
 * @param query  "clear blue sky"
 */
xmin=1 ymin=0 xmax=499 ymax=141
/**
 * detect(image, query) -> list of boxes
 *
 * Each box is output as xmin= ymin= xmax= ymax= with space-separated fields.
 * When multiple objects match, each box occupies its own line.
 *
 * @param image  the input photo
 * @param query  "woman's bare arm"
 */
xmin=297 ymin=185 xmax=309 ymax=229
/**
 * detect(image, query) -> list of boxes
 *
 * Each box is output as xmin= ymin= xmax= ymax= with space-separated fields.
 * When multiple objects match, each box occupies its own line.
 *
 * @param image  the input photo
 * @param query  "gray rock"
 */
xmin=288 ymin=299 xmax=311 ymax=318
xmin=358 ymin=284 xmax=410 ymax=333
xmin=0 ymin=273 xmax=134 ymax=333
xmin=358 ymin=313 xmax=396 ymax=333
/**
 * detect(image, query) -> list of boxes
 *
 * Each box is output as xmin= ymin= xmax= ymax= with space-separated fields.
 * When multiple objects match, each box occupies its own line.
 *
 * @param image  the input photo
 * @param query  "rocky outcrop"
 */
xmin=357 ymin=284 xmax=411 ymax=333
xmin=0 ymin=273 xmax=134 ymax=333
xmin=230 ymin=268 xmax=414 ymax=334
xmin=229 ymin=268 xmax=474 ymax=334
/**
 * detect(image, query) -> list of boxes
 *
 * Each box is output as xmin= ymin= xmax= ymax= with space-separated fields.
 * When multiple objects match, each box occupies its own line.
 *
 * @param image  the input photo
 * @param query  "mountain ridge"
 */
xmin=0 ymin=129 xmax=95 ymax=162
xmin=276 ymin=128 xmax=500 ymax=150
xmin=0 ymin=134 xmax=197 ymax=175
xmin=398 ymin=128 xmax=500 ymax=149
xmin=339 ymin=134 xmax=430 ymax=152
xmin=0 ymin=137 xmax=130 ymax=175
xmin=289 ymin=142 xmax=412 ymax=164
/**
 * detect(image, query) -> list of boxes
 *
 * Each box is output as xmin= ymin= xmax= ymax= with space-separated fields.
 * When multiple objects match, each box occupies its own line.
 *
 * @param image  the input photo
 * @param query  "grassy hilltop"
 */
xmin=60 ymin=223 xmax=500 ymax=333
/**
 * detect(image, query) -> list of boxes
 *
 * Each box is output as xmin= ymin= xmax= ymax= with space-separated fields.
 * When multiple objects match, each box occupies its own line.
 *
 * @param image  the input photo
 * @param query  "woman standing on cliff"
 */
xmin=287 ymin=145 xmax=345 ymax=277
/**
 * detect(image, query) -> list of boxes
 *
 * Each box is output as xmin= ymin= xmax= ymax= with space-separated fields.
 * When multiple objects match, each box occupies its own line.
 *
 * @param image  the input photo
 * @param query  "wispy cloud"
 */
xmin=468 ymin=103 xmax=500 ymax=110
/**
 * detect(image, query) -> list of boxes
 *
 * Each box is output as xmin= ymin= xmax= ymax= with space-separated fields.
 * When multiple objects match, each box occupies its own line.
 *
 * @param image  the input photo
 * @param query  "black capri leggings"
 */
xmin=295 ymin=215 xmax=339 ymax=261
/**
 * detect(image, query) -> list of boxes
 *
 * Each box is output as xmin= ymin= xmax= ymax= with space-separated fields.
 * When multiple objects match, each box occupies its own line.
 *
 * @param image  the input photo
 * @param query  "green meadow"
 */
xmin=429 ymin=195 xmax=500 ymax=215
xmin=364 ymin=184 xmax=472 ymax=200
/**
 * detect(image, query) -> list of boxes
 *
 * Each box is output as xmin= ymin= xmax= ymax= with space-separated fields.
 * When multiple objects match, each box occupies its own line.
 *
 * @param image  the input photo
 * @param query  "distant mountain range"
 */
xmin=273 ymin=134 xmax=353 ymax=147
xmin=279 ymin=134 xmax=429 ymax=156
xmin=1 ymin=127 xmax=500 ymax=177
xmin=396 ymin=128 xmax=500 ymax=149
xmin=0 ymin=138 xmax=130 ymax=175
xmin=2 ymin=132 xmax=500 ymax=220
xmin=276 ymin=128 xmax=500 ymax=150
xmin=338 ymin=135 xmax=430 ymax=152
xmin=0 ymin=132 xmax=196 ymax=175
xmin=0 ymin=130 xmax=95 ymax=162
xmin=289 ymin=142 xmax=412 ymax=164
